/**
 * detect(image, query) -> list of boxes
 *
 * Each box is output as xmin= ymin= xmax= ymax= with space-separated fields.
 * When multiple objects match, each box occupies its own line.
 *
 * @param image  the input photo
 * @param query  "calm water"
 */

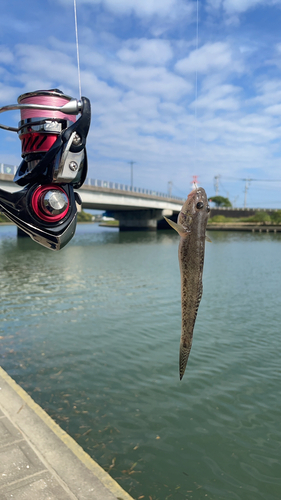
xmin=0 ymin=223 xmax=281 ymax=500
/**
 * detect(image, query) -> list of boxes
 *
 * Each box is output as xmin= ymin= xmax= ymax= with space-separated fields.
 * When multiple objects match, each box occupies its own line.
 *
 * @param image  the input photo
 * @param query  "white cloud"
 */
xmin=59 ymin=0 xmax=188 ymax=17
xmin=225 ymin=0 xmax=264 ymax=13
xmin=0 ymin=46 xmax=14 ymax=64
xmin=0 ymin=83 xmax=21 ymax=105
xmin=252 ymin=80 xmax=281 ymax=107
xmin=15 ymin=44 xmax=75 ymax=88
xmin=107 ymin=63 xmax=192 ymax=99
xmin=119 ymin=91 xmax=160 ymax=119
xmin=79 ymin=71 xmax=121 ymax=108
xmin=193 ymin=84 xmax=241 ymax=111
xmin=104 ymin=0 xmax=178 ymax=16
xmin=117 ymin=39 xmax=173 ymax=65
xmin=175 ymin=42 xmax=240 ymax=75
xmin=207 ymin=0 xmax=281 ymax=14
xmin=264 ymin=104 xmax=281 ymax=116
xmin=265 ymin=42 xmax=281 ymax=71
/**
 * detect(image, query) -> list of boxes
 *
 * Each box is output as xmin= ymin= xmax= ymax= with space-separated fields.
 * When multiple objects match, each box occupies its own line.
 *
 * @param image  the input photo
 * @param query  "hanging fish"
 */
xmin=165 ymin=187 xmax=210 ymax=380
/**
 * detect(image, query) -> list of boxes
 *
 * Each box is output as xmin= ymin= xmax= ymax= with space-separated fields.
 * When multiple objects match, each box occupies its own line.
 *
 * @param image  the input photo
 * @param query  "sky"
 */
xmin=1 ymin=0 xmax=281 ymax=207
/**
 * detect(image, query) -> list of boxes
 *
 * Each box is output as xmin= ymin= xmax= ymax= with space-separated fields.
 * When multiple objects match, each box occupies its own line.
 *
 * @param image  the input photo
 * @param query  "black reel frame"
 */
xmin=0 ymin=94 xmax=91 ymax=250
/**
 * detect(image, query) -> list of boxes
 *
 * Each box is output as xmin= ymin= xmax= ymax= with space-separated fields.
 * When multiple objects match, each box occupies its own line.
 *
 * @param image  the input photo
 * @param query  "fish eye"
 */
xmin=196 ymin=202 xmax=204 ymax=209
xmin=207 ymin=205 xmax=210 ymax=213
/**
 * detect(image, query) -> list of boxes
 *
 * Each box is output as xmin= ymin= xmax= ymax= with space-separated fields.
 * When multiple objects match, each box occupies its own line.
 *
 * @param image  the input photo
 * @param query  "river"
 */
xmin=0 ymin=223 xmax=280 ymax=500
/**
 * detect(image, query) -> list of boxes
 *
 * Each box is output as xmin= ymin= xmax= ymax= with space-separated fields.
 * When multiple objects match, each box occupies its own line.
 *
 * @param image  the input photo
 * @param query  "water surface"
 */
xmin=1 ymin=224 xmax=281 ymax=500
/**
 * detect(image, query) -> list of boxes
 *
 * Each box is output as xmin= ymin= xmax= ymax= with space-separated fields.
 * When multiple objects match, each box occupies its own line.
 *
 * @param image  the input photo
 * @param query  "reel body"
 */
xmin=0 ymin=89 xmax=91 ymax=250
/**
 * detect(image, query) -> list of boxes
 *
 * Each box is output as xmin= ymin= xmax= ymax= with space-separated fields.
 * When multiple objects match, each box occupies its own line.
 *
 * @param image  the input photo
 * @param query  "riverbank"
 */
xmin=2 ymin=219 xmax=281 ymax=233
xmin=99 ymin=220 xmax=119 ymax=227
xmin=207 ymin=222 xmax=281 ymax=232
xmin=99 ymin=221 xmax=281 ymax=232
xmin=0 ymin=367 xmax=134 ymax=500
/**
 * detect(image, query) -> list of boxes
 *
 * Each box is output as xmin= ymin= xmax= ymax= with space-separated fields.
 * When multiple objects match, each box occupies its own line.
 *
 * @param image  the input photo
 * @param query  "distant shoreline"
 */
xmin=207 ymin=222 xmax=281 ymax=232
xmin=2 ymin=220 xmax=281 ymax=232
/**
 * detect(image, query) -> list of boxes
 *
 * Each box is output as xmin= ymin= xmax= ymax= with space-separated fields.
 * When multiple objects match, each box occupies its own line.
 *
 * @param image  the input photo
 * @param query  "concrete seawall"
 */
xmin=207 ymin=223 xmax=281 ymax=232
xmin=0 ymin=367 xmax=134 ymax=500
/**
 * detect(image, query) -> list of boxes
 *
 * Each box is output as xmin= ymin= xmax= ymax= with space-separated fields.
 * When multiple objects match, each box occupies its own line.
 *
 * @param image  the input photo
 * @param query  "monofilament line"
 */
xmin=194 ymin=0 xmax=199 ymax=168
xmin=74 ymin=0 xmax=82 ymax=98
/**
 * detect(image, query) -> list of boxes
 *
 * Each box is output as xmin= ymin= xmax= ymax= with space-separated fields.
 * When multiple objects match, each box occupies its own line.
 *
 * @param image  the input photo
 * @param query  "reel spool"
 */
xmin=15 ymin=89 xmax=90 ymax=188
xmin=18 ymin=89 xmax=76 ymax=161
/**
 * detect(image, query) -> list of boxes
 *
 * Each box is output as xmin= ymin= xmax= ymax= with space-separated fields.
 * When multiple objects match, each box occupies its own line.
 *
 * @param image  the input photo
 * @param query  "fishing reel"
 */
xmin=0 ymin=89 xmax=91 ymax=250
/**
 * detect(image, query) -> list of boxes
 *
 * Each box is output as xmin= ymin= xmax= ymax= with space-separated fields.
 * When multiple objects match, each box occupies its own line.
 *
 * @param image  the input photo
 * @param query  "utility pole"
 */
xmin=168 ymin=181 xmax=173 ymax=198
xmin=214 ymin=175 xmax=220 ymax=196
xmin=128 ymin=161 xmax=136 ymax=189
xmin=243 ymin=178 xmax=252 ymax=208
xmin=232 ymin=195 xmax=239 ymax=208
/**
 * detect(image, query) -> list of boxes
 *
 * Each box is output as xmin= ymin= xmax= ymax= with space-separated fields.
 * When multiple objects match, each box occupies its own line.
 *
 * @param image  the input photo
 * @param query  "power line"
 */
xmin=224 ymin=176 xmax=281 ymax=182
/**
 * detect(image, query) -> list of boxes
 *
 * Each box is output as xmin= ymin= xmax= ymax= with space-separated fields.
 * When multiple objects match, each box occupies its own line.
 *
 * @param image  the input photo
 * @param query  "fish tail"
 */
xmin=179 ymin=343 xmax=192 ymax=380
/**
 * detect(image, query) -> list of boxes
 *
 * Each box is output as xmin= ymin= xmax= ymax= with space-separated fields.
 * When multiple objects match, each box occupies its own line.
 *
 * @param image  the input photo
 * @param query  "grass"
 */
xmin=208 ymin=212 xmax=281 ymax=224
xmin=99 ymin=220 xmax=119 ymax=227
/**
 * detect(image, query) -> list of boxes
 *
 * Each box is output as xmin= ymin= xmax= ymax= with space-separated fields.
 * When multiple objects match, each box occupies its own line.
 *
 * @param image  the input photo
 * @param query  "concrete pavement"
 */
xmin=0 ymin=367 xmax=134 ymax=500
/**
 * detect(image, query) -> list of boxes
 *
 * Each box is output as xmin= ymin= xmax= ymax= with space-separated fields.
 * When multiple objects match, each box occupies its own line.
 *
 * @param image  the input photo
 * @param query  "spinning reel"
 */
xmin=0 ymin=89 xmax=91 ymax=250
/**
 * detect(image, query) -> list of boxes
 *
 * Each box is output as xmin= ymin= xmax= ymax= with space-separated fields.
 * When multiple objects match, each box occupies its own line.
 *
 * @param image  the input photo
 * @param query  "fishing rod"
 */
xmin=0 ymin=89 xmax=91 ymax=250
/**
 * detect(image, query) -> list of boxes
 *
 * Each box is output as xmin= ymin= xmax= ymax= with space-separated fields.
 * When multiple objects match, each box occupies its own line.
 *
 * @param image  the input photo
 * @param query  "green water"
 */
xmin=0 ymin=224 xmax=280 ymax=500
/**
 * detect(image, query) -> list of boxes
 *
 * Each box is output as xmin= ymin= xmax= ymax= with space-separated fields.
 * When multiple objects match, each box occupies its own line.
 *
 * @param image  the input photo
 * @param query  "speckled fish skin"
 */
xmin=165 ymin=187 xmax=210 ymax=380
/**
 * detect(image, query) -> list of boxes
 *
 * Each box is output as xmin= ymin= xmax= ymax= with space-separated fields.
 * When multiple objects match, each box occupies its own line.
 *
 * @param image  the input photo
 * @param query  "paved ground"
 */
xmin=0 ymin=367 xmax=134 ymax=500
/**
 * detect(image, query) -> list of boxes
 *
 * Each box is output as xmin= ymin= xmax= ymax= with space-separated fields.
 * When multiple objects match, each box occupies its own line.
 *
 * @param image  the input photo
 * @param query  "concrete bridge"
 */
xmin=0 ymin=165 xmax=184 ymax=230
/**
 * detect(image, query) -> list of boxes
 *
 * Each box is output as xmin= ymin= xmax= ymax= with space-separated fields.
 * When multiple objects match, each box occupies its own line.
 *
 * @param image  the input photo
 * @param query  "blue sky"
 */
xmin=1 ymin=0 xmax=281 ymax=207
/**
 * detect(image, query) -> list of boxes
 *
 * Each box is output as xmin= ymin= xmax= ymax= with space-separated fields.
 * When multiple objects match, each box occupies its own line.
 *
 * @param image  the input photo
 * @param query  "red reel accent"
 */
xmin=31 ymin=185 xmax=69 ymax=222
xmin=20 ymin=132 xmax=58 ymax=155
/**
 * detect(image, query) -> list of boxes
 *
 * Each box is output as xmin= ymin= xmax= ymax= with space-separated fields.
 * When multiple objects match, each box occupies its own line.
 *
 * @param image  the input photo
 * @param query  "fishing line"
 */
xmin=195 ymin=0 xmax=199 ymax=124
xmin=193 ymin=0 xmax=199 ymax=180
xmin=73 ymin=0 xmax=82 ymax=98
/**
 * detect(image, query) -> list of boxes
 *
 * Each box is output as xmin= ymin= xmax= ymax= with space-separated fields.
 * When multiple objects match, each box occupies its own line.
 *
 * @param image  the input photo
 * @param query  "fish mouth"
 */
xmin=188 ymin=187 xmax=207 ymax=203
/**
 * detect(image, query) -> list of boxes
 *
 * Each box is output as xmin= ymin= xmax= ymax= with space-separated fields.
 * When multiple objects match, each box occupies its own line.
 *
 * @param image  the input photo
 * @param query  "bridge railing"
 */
xmin=85 ymin=177 xmax=184 ymax=201
xmin=0 ymin=163 xmax=184 ymax=201
xmin=0 ymin=163 xmax=17 ymax=175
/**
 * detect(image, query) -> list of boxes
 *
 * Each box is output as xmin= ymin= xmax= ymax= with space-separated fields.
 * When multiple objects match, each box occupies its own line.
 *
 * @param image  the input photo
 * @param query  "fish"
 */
xmin=165 ymin=187 xmax=210 ymax=380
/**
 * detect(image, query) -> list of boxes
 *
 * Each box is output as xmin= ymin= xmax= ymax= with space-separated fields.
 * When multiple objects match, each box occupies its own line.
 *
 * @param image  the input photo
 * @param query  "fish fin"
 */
xmin=205 ymin=235 xmax=212 ymax=243
xmin=179 ymin=342 xmax=192 ymax=380
xmin=164 ymin=217 xmax=187 ymax=237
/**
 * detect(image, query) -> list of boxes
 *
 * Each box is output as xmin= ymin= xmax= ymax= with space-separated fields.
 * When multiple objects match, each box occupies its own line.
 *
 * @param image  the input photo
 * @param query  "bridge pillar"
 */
xmin=112 ymin=209 xmax=173 ymax=231
xmin=17 ymin=227 xmax=29 ymax=238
